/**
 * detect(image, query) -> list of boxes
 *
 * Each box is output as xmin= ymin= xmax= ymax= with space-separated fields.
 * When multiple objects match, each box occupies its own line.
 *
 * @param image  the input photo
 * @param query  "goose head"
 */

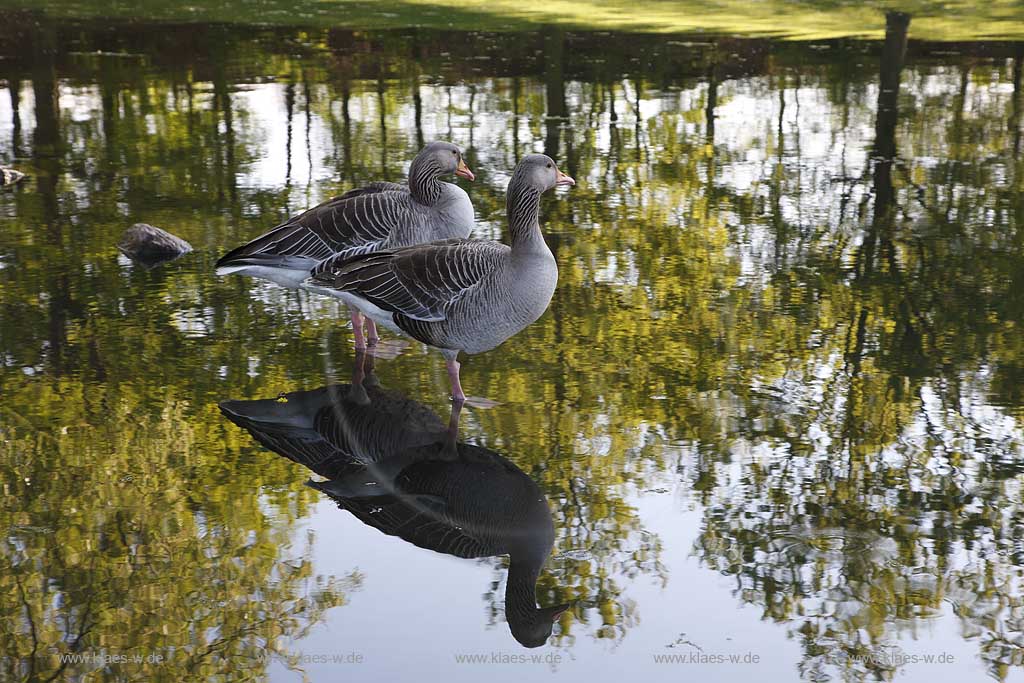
xmin=510 ymin=154 xmax=575 ymax=194
xmin=412 ymin=141 xmax=475 ymax=182
xmin=506 ymin=590 xmax=571 ymax=648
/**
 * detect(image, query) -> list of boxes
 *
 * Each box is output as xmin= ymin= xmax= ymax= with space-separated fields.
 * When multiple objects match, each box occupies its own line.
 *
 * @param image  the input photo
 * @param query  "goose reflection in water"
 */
xmin=219 ymin=353 xmax=570 ymax=648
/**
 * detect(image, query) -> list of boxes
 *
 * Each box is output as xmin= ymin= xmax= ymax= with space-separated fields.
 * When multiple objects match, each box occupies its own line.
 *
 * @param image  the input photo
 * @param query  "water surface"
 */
xmin=2 ymin=7 xmax=1024 ymax=682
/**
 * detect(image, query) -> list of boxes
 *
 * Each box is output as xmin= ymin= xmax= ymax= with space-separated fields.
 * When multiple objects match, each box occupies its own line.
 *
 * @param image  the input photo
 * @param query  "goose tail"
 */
xmin=214 ymin=251 xmax=319 ymax=288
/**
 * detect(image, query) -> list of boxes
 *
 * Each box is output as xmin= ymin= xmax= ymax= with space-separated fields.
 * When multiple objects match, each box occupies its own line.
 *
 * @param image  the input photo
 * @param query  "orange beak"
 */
xmin=455 ymin=159 xmax=475 ymax=181
xmin=556 ymin=169 xmax=575 ymax=186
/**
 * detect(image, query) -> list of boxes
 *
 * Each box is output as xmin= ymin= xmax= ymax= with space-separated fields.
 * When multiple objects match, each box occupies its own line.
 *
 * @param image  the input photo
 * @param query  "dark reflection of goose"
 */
xmin=219 ymin=354 xmax=569 ymax=647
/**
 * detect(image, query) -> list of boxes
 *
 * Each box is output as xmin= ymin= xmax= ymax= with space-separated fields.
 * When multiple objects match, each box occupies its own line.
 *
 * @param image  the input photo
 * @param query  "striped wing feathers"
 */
xmin=217 ymin=191 xmax=417 ymax=267
xmin=332 ymin=181 xmax=407 ymax=201
xmin=311 ymin=240 xmax=508 ymax=322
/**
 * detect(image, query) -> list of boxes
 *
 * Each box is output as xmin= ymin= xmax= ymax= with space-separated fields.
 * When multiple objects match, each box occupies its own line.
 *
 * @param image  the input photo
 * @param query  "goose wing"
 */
xmin=331 ymin=493 xmax=492 ymax=558
xmin=216 ymin=190 xmax=419 ymax=269
xmin=218 ymin=387 xmax=366 ymax=481
xmin=315 ymin=452 xmax=496 ymax=558
xmin=309 ymin=239 xmax=508 ymax=321
xmin=332 ymin=181 xmax=407 ymax=201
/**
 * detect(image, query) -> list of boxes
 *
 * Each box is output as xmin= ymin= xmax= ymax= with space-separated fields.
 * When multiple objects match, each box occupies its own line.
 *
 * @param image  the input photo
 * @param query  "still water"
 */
xmin=2 ymin=6 xmax=1024 ymax=682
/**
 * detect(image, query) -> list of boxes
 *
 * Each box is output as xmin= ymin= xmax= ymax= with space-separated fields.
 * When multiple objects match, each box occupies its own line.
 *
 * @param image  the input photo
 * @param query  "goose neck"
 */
xmin=409 ymin=156 xmax=445 ymax=206
xmin=504 ymin=555 xmax=543 ymax=619
xmin=506 ymin=183 xmax=543 ymax=249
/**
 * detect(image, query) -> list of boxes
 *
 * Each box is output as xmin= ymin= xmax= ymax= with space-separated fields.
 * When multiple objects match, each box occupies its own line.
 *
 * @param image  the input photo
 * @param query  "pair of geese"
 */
xmin=216 ymin=142 xmax=574 ymax=401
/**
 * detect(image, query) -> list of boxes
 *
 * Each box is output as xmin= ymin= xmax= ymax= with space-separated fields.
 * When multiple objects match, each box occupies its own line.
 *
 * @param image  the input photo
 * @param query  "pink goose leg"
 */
xmin=446 ymin=356 xmax=466 ymax=404
xmin=348 ymin=306 xmax=366 ymax=350
xmin=364 ymin=317 xmax=379 ymax=346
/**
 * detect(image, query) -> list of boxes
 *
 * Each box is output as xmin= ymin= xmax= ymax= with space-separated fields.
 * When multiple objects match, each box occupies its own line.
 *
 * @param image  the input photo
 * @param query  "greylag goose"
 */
xmin=307 ymin=154 xmax=574 ymax=401
xmin=215 ymin=141 xmax=476 ymax=347
xmin=218 ymin=356 xmax=570 ymax=648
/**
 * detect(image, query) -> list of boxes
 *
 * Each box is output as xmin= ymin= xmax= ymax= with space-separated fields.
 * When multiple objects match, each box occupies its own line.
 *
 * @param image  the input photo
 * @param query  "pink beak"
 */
xmin=455 ymin=159 xmax=475 ymax=182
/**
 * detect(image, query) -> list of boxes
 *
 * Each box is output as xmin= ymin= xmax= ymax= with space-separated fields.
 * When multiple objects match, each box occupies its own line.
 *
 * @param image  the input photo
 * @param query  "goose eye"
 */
xmin=547 ymin=163 xmax=552 ymax=168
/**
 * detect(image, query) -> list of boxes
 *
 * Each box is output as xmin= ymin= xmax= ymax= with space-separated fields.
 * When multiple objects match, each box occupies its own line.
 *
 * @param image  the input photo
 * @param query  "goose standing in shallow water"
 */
xmin=215 ymin=141 xmax=476 ymax=347
xmin=308 ymin=154 xmax=574 ymax=401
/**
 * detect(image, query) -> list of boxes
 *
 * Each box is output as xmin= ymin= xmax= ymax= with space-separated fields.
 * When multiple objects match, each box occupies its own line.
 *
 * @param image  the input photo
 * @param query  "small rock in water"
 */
xmin=117 ymin=223 xmax=193 ymax=269
xmin=1 ymin=168 xmax=26 ymax=187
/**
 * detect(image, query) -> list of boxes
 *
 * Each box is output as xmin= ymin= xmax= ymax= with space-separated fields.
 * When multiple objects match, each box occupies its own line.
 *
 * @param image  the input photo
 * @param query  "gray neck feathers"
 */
xmin=505 ymin=554 xmax=544 ymax=621
xmin=409 ymin=154 xmax=445 ymax=206
xmin=506 ymin=180 xmax=543 ymax=250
